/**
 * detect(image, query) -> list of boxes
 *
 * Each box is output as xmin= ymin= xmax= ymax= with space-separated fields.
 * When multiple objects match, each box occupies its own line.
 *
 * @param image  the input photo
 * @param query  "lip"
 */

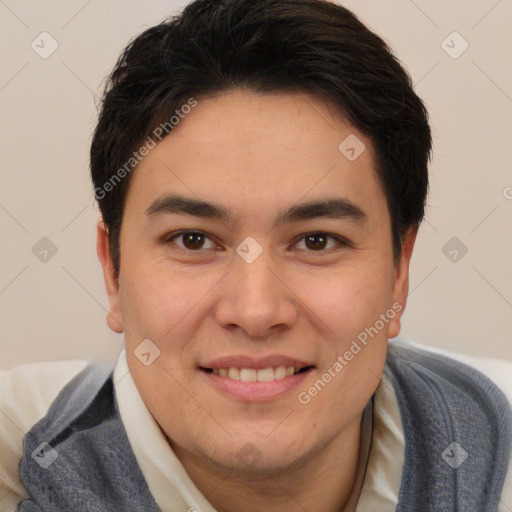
xmin=198 ymin=354 xmax=315 ymax=402
xmin=200 ymin=368 xmax=313 ymax=402
xmin=199 ymin=354 xmax=312 ymax=370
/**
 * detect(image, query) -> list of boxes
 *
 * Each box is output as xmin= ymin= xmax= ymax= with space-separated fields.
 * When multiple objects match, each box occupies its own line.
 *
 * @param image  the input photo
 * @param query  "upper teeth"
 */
xmin=212 ymin=366 xmax=299 ymax=382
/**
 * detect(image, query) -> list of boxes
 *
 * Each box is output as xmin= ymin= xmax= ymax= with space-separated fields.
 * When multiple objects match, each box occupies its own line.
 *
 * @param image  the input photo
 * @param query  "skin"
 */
xmin=97 ymin=89 xmax=417 ymax=512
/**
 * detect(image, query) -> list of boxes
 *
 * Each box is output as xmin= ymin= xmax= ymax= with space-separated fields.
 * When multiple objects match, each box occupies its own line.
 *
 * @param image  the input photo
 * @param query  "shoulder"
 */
xmin=0 ymin=358 xmax=92 ymax=430
xmin=389 ymin=339 xmax=512 ymax=512
xmin=0 ymin=358 xmax=91 ymax=510
xmin=392 ymin=339 xmax=512 ymax=400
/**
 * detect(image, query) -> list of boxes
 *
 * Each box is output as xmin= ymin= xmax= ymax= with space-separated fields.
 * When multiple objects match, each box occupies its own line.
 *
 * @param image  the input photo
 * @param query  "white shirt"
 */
xmin=1 ymin=341 xmax=511 ymax=511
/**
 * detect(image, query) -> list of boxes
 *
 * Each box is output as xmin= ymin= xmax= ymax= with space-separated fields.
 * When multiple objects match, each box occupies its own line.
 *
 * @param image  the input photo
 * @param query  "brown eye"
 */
xmin=295 ymin=232 xmax=346 ymax=252
xmin=164 ymin=231 xmax=217 ymax=251
xmin=181 ymin=232 xmax=205 ymax=250
xmin=304 ymin=233 xmax=328 ymax=251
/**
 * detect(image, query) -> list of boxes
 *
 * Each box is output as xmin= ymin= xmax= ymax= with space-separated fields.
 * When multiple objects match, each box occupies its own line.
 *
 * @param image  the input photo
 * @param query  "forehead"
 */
xmin=123 ymin=89 xmax=388 ymax=227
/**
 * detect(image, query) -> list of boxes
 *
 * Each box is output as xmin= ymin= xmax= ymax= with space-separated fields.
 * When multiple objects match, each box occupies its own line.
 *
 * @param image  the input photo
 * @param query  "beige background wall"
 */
xmin=1 ymin=0 xmax=511 ymax=369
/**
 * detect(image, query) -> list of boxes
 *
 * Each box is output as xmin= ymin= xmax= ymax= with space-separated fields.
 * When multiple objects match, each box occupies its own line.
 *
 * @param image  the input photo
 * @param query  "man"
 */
xmin=1 ymin=0 xmax=511 ymax=510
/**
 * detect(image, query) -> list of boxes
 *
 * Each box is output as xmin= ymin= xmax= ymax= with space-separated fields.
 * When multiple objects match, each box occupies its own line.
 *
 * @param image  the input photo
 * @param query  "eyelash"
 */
xmin=161 ymin=230 xmax=350 ymax=254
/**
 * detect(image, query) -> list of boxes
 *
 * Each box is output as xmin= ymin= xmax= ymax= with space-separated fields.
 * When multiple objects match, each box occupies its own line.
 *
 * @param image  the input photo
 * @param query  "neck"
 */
xmin=171 ymin=409 xmax=369 ymax=512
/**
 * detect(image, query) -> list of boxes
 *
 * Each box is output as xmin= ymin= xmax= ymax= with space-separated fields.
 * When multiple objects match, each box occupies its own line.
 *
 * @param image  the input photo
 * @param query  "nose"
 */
xmin=213 ymin=246 xmax=299 ymax=339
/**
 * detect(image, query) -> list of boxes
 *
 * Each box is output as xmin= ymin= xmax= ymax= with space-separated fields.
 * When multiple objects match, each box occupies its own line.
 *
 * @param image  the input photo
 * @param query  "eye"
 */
xmin=163 ymin=230 xmax=219 ymax=251
xmin=293 ymin=232 xmax=348 ymax=252
xmin=162 ymin=230 xmax=349 ymax=254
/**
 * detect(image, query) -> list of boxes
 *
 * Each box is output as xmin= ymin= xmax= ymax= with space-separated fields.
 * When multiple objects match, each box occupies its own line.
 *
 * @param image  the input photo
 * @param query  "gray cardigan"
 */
xmin=18 ymin=343 xmax=512 ymax=511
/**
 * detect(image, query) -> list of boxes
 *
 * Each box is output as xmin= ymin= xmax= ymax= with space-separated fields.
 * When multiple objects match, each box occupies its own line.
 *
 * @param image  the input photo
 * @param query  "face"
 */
xmin=97 ymin=89 xmax=416 ymax=475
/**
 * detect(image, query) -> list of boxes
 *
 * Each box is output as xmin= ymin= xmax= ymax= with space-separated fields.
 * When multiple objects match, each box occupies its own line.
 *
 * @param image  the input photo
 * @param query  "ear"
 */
xmin=387 ymin=225 xmax=418 ymax=339
xmin=96 ymin=219 xmax=124 ymax=333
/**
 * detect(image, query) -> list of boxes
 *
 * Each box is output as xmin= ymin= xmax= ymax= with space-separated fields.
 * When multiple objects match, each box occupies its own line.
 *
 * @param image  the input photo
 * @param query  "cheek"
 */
xmin=119 ymin=259 xmax=226 ymax=350
xmin=294 ymin=262 xmax=394 ymax=340
xmin=293 ymin=269 xmax=391 ymax=433
xmin=118 ymin=262 xmax=186 ymax=345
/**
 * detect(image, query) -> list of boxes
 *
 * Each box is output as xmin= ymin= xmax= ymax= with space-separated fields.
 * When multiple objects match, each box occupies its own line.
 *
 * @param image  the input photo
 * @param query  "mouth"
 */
xmin=198 ymin=356 xmax=315 ymax=402
xmin=199 ymin=365 xmax=314 ymax=382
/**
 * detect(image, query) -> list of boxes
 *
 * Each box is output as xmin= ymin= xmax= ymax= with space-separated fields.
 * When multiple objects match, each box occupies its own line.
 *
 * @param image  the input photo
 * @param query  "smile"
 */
xmin=202 ymin=366 xmax=312 ymax=382
xmin=198 ymin=356 xmax=315 ymax=401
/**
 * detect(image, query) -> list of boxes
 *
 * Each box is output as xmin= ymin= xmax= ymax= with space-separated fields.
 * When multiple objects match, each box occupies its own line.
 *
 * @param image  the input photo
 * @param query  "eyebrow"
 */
xmin=145 ymin=193 xmax=368 ymax=226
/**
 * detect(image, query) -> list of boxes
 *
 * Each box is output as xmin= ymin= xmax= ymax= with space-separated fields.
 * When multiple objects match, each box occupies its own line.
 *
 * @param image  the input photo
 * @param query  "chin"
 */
xmin=196 ymin=432 xmax=313 ymax=475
